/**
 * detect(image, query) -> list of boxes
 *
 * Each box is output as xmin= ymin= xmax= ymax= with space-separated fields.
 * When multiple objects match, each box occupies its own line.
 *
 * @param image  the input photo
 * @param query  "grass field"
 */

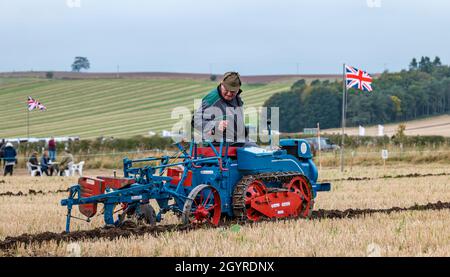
xmin=2 ymin=77 xmax=449 ymax=140
xmin=1 ymin=163 xmax=450 ymax=256
xmin=0 ymin=77 xmax=292 ymax=139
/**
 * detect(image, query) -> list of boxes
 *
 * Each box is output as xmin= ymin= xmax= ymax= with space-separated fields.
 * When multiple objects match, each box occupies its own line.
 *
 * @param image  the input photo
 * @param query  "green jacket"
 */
xmin=193 ymin=86 xmax=245 ymax=143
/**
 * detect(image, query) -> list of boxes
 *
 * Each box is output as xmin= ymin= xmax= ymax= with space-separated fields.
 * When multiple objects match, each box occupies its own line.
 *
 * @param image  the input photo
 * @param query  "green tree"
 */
xmin=303 ymin=85 xmax=340 ymax=129
xmin=392 ymin=124 xmax=407 ymax=145
xmin=71 ymin=57 xmax=90 ymax=72
xmin=291 ymin=79 xmax=307 ymax=93
xmin=390 ymin=95 xmax=402 ymax=118
xmin=419 ymin=56 xmax=432 ymax=73
xmin=433 ymin=56 xmax=442 ymax=67
xmin=409 ymin=58 xmax=418 ymax=70
xmin=264 ymin=90 xmax=305 ymax=132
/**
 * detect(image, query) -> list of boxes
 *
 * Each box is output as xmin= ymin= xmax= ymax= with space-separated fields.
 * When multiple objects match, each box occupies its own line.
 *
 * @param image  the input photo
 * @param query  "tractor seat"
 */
xmin=196 ymin=146 xmax=238 ymax=158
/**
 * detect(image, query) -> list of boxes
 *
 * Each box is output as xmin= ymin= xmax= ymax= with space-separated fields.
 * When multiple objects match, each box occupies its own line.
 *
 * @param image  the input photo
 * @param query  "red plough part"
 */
xmin=77 ymin=176 xmax=136 ymax=218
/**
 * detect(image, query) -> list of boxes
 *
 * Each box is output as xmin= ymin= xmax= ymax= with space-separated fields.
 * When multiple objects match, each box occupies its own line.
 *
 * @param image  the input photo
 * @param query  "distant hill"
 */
xmin=0 ymin=77 xmax=299 ymax=139
xmin=0 ymin=71 xmax=341 ymax=84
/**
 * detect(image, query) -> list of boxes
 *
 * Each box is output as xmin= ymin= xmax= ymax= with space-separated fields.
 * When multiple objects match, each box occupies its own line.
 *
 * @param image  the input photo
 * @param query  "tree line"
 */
xmin=264 ymin=57 xmax=450 ymax=132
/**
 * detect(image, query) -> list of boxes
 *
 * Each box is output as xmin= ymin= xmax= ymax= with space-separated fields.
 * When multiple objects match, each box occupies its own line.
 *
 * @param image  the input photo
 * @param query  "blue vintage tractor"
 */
xmin=61 ymin=139 xmax=331 ymax=232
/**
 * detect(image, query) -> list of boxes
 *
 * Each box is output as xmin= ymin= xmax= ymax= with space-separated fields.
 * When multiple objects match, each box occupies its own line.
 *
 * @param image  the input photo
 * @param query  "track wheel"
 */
xmin=284 ymin=176 xmax=314 ymax=218
xmin=119 ymin=203 xmax=157 ymax=228
xmin=244 ymin=180 xmax=267 ymax=221
xmin=182 ymin=184 xmax=221 ymax=226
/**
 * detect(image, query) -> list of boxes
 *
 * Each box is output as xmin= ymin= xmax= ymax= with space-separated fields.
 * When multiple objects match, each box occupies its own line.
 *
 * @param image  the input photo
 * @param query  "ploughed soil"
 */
xmin=322 ymin=172 xmax=450 ymax=182
xmin=1 ymin=201 xmax=450 ymax=252
xmin=0 ymin=189 xmax=69 ymax=197
xmin=1 ymin=172 xmax=448 ymax=198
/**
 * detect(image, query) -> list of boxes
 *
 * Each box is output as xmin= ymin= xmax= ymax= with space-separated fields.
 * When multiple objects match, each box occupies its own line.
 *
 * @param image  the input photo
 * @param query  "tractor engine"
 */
xmin=230 ymin=139 xmax=330 ymax=220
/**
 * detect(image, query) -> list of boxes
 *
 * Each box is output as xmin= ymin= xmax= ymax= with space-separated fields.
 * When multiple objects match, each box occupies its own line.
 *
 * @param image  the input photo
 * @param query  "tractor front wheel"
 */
xmin=182 ymin=184 xmax=221 ymax=226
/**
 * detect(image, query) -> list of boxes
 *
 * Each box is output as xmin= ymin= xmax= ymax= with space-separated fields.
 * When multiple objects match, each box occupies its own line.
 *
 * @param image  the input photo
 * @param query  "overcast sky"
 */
xmin=1 ymin=0 xmax=449 ymax=75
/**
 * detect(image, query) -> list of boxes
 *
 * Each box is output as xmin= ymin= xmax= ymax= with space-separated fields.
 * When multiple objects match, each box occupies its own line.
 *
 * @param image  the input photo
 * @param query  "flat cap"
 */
xmin=222 ymin=72 xmax=241 ymax=91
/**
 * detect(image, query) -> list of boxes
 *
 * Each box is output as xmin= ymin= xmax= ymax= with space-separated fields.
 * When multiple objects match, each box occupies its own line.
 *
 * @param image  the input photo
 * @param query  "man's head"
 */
xmin=220 ymin=72 xmax=241 ymax=101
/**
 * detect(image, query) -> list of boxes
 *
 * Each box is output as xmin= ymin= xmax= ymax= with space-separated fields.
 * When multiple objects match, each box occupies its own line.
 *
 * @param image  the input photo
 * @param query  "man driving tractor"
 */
xmin=193 ymin=72 xmax=256 ymax=146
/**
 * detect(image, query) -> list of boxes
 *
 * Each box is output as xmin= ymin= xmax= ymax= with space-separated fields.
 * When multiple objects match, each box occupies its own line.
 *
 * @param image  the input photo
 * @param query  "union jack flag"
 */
xmin=345 ymin=65 xmax=373 ymax=92
xmin=27 ymin=96 xmax=47 ymax=111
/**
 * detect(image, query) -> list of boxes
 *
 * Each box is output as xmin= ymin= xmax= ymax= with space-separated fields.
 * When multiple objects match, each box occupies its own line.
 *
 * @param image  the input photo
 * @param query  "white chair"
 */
xmin=64 ymin=161 xmax=74 ymax=177
xmin=72 ymin=161 xmax=85 ymax=176
xmin=26 ymin=162 xmax=42 ymax=177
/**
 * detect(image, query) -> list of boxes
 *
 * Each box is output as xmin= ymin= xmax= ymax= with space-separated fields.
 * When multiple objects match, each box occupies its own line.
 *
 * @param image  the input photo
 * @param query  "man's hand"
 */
xmin=205 ymin=120 xmax=228 ymax=136
xmin=218 ymin=120 xmax=228 ymax=132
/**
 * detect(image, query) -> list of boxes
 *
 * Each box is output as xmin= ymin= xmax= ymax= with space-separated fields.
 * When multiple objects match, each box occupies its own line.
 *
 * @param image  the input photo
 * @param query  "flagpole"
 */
xmin=340 ymin=63 xmax=347 ymax=172
xmin=317 ymin=122 xmax=321 ymax=171
xmin=27 ymin=109 xmax=30 ymax=140
xmin=26 ymin=107 xmax=30 ymax=160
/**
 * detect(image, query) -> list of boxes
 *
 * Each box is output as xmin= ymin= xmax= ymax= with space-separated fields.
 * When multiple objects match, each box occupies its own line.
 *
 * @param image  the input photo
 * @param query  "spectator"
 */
xmin=0 ymin=139 xmax=5 ymax=167
xmin=3 ymin=142 xmax=17 ymax=176
xmin=59 ymin=149 xmax=74 ymax=176
xmin=40 ymin=150 xmax=53 ymax=176
xmin=48 ymin=137 xmax=56 ymax=162
xmin=28 ymin=151 xmax=40 ymax=175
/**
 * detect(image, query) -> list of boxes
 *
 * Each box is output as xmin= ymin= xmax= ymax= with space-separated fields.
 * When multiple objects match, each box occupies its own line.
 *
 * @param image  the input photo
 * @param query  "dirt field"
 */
xmin=323 ymin=115 xmax=450 ymax=137
xmin=1 ymin=163 xmax=449 ymax=257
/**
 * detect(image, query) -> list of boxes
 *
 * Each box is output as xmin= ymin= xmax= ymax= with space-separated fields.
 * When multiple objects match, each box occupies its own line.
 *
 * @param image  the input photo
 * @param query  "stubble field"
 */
xmin=1 ymin=163 xmax=449 ymax=257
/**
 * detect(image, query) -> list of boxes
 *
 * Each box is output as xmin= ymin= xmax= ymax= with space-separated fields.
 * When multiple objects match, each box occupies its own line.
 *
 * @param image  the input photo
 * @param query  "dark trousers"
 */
xmin=42 ymin=167 xmax=54 ymax=176
xmin=4 ymin=165 xmax=13 ymax=176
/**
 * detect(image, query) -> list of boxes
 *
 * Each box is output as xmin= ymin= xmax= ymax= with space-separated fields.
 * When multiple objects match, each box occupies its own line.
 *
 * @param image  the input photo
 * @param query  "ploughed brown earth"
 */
xmin=322 ymin=172 xmax=450 ymax=182
xmin=0 ymin=188 xmax=69 ymax=197
xmin=1 ymin=172 xmax=448 ymax=198
xmin=1 ymin=200 xmax=450 ymax=252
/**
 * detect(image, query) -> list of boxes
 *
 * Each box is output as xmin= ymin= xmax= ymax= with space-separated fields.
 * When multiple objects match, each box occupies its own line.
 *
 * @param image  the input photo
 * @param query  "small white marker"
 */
xmin=66 ymin=242 xmax=81 ymax=257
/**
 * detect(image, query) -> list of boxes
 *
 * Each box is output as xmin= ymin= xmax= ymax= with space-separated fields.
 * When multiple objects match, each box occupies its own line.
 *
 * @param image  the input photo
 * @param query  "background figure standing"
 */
xmin=0 ymin=139 xmax=5 ymax=167
xmin=3 ymin=142 xmax=17 ymax=176
xmin=48 ymin=137 xmax=56 ymax=162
